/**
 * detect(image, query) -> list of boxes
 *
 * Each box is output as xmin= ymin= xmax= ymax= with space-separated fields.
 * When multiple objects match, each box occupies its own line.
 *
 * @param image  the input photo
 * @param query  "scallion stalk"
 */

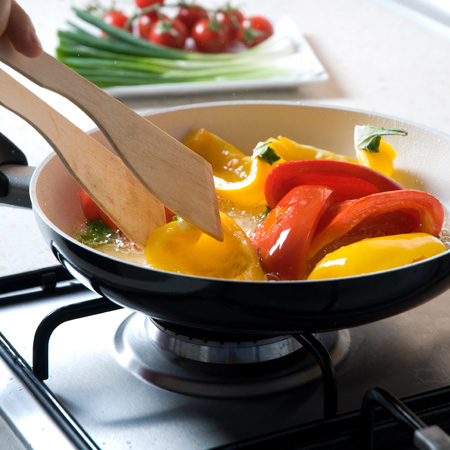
xmin=56 ymin=7 xmax=302 ymax=88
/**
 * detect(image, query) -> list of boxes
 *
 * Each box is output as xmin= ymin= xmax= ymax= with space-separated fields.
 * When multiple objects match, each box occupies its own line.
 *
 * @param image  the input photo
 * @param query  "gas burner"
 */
xmin=146 ymin=318 xmax=303 ymax=364
xmin=113 ymin=313 xmax=351 ymax=398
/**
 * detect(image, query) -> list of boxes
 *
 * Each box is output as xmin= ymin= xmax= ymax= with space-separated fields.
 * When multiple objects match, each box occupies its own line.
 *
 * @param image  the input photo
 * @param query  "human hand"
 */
xmin=0 ymin=0 xmax=42 ymax=57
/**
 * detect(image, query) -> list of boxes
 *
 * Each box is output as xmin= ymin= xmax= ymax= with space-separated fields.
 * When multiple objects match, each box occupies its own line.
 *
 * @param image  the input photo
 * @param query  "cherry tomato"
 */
xmin=137 ymin=12 xmax=168 ymax=38
xmin=215 ymin=8 xmax=244 ymax=44
xmin=237 ymin=16 xmax=274 ymax=47
xmin=102 ymin=10 xmax=135 ymax=37
xmin=149 ymin=18 xmax=188 ymax=49
xmin=103 ymin=10 xmax=130 ymax=30
xmin=135 ymin=0 xmax=164 ymax=22
xmin=135 ymin=0 xmax=164 ymax=9
xmin=192 ymin=19 xmax=227 ymax=53
xmin=175 ymin=4 xmax=209 ymax=32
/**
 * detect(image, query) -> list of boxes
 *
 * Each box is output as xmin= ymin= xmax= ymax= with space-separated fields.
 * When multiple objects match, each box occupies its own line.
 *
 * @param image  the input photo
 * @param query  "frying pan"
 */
xmin=4 ymin=101 xmax=450 ymax=336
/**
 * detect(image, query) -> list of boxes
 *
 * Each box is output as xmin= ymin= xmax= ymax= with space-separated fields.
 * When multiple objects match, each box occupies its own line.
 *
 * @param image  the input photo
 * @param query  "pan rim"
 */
xmin=30 ymin=100 xmax=450 ymax=285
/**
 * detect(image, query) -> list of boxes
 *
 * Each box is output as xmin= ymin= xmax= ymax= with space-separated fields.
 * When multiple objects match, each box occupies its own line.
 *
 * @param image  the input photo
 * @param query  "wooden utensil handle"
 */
xmin=0 ymin=68 xmax=77 ymax=158
xmin=0 ymin=37 xmax=116 ymax=125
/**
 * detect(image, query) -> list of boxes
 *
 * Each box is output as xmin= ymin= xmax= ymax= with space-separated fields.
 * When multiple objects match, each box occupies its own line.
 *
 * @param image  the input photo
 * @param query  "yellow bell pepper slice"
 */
xmin=214 ymin=153 xmax=278 ymax=207
xmin=356 ymin=139 xmax=396 ymax=177
xmin=307 ymin=233 xmax=446 ymax=280
xmin=183 ymin=128 xmax=251 ymax=182
xmin=145 ymin=212 xmax=266 ymax=281
xmin=354 ymin=125 xmax=407 ymax=177
xmin=270 ymin=136 xmax=355 ymax=162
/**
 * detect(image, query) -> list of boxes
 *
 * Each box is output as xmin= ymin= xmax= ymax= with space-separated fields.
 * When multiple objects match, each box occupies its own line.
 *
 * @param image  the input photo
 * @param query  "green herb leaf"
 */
xmin=253 ymin=141 xmax=281 ymax=165
xmin=76 ymin=220 xmax=116 ymax=247
xmin=355 ymin=125 xmax=407 ymax=153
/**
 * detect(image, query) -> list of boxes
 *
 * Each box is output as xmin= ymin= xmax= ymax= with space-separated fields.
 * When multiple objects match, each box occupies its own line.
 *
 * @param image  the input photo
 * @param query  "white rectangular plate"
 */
xmin=103 ymin=16 xmax=328 ymax=99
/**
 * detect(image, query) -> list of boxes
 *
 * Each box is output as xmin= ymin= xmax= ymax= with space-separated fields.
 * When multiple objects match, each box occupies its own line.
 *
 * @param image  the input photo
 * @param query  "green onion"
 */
xmin=56 ymin=8 xmax=303 ymax=88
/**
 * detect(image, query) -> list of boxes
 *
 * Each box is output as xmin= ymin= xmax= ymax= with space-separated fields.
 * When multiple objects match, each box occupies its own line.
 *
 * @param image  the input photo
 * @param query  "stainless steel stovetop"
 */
xmin=1 ymin=267 xmax=450 ymax=450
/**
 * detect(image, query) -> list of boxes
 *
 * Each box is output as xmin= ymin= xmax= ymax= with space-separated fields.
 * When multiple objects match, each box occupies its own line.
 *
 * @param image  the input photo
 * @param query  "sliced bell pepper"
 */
xmin=78 ymin=188 xmax=101 ymax=221
xmin=251 ymin=185 xmax=335 ymax=280
xmin=77 ymin=189 xmax=118 ymax=231
xmin=214 ymin=154 xmax=278 ymax=207
xmin=264 ymin=160 xmax=404 ymax=210
xmin=269 ymin=136 xmax=355 ymax=163
xmin=145 ymin=212 xmax=266 ymax=280
xmin=356 ymin=139 xmax=397 ymax=177
xmin=183 ymin=128 xmax=251 ymax=182
xmin=354 ymin=125 xmax=406 ymax=178
xmin=308 ymin=233 xmax=446 ymax=280
xmin=307 ymin=189 xmax=445 ymax=267
xmin=78 ymin=188 xmax=174 ymax=230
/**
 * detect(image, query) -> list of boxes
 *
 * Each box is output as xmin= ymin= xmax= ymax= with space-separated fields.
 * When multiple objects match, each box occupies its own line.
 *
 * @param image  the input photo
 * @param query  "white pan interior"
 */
xmin=31 ymin=102 xmax=450 ymax=247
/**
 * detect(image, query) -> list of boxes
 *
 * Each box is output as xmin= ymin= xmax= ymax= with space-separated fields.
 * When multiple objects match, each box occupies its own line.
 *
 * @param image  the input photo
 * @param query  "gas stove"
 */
xmin=1 ymin=266 xmax=450 ymax=449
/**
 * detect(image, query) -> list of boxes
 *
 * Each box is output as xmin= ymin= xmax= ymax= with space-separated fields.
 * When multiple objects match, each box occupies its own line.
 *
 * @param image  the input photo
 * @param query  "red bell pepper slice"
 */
xmin=251 ymin=185 xmax=334 ymax=280
xmin=78 ymin=189 xmax=176 ymax=230
xmin=307 ymin=189 xmax=445 ymax=268
xmin=264 ymin=160 xmax=404 ymax=209
xmin=78 ymin=189 xmax=118 ymax=231
xmin=78 ymin=189 xmax=101 ymax=222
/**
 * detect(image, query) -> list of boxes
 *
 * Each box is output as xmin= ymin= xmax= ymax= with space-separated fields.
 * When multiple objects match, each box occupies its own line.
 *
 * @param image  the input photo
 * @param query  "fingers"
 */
xmin=0 ymin=0 xmax=12 ymax=36
xmin=4 ymin=1 xmax=42 ymax=57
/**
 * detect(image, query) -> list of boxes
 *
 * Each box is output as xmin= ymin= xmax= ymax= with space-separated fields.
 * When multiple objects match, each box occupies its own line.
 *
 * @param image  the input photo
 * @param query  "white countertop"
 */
xmin=1 ymin=0 xmax=450 ymax=275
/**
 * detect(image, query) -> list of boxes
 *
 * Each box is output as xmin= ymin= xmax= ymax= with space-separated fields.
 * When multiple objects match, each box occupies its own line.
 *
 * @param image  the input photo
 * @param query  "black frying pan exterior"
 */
xmin=38 ymin=211 xmax=450 ymax=335
xmin=6 ymin=102 xmax=450 ymax=335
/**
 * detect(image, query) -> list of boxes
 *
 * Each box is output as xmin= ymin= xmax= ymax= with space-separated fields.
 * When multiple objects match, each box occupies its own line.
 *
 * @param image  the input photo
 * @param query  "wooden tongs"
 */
xmin=0 ymin=37 xmax=223 ymax=248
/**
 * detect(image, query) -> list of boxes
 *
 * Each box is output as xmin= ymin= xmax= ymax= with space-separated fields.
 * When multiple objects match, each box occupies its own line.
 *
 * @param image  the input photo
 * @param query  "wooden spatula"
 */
xmin=0 ymin=37 xmax=223 ymax=241
xmin=0 ymin=67 xmax=167 ymax=249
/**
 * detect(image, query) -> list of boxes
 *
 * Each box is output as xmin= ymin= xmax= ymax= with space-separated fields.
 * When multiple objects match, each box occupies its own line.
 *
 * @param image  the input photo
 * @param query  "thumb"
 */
xmin=4 ymin=1 xmax=42 ymax=57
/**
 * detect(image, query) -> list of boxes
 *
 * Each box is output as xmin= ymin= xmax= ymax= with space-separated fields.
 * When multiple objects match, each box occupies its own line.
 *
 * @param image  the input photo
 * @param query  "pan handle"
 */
xmin=0 ymin=133 xmax=33 ymax=208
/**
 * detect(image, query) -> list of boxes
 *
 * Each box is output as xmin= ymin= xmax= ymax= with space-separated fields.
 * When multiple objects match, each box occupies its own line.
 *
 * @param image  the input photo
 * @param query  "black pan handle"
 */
xmin=0 ymin=132 xmax=33 ymax=208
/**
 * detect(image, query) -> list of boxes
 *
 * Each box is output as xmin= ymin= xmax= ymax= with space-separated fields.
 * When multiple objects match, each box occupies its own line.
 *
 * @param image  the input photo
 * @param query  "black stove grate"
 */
xmin=1 ymin=267 xmax=450 ymax=449
xmin=215 ymin=386 xmax=450 ymax=449
xmin=33 ymin=296 xmax=122 ymax=380
xmin=30 ymin=284 xmax=340 ymax=416
xmin=0 ymin=265 xmax=73 ymax=295
xmin=293 ymin=333 xmax=338 ymax=418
